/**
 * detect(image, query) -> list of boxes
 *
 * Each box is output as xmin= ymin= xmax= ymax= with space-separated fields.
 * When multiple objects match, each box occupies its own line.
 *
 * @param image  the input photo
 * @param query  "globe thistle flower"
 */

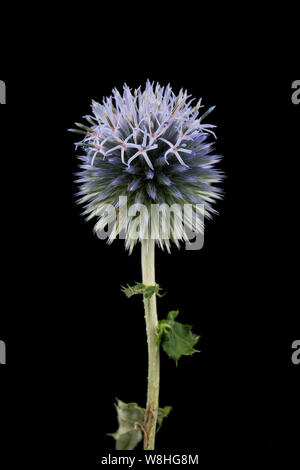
xmin=71 ymin=80 xmax=223 ymax=252
xmin=70 ymin=81 xmax=224 ymax=451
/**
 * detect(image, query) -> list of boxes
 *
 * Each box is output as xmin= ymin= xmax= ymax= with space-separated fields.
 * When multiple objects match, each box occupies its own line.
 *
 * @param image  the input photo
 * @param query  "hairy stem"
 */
xmin=141 ymin=239 xmax=160 ymax=450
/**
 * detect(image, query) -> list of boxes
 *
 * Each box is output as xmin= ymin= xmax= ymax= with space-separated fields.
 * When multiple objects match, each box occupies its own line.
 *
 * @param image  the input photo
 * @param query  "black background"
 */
xmin=0 ymin=49 xmax=299 ymax=466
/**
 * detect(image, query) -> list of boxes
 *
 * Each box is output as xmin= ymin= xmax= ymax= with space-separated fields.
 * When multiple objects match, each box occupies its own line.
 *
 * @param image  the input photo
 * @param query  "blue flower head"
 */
xmin=70 ymin=81 xmax=224 ymax=252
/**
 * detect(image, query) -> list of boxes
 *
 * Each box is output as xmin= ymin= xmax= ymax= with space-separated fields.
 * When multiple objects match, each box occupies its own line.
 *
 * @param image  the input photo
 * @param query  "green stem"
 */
xmin=141 ymin=239 xmax=160 ymax=450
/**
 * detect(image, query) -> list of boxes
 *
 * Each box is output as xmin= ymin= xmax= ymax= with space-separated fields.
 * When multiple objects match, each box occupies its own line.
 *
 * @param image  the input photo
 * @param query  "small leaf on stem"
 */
xmin=108 ymin=399 xmax=172 ymax=450
xmin=108 ymin=399 xmax=145 ymax=450
xmin=157 ymin=311 xmax=200 ymax=364
xmin=157 ymin=406 xmax=172 ymax=432
xmin=121 ymin=282 xmax=164 ymax=299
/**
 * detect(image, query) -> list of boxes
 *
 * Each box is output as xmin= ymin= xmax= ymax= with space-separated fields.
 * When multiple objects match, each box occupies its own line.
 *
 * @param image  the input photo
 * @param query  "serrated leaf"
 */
xmin=108 ymin=400 xmax=172 ymax=449
xmin=121 ymin=282 xmax=164 ymax=299
xmin=108 ymin=399 xmax=145 ymax=450
xmin=157 ymin=311 xmax=200 ymax=364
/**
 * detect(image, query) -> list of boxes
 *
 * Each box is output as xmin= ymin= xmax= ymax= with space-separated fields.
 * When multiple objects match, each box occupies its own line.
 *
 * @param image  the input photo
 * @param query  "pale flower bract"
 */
xmin=71 ymin=80 xmax=224 ymax=252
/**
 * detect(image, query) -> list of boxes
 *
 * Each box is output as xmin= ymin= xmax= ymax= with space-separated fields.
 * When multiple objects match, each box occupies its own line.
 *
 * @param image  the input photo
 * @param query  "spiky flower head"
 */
xmin=70 ymin=80 xmax=224 ymax=252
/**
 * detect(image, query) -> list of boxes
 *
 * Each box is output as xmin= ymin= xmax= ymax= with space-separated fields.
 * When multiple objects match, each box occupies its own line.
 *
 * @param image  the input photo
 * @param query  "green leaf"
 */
xmin=108 ymin=399 xmax=145 ymax=450
xmin=157 ymin=406 xmax=172 ymax=431
xmin=167 ymin=310 xmax=179 ymax=321
xmin=157 ymin=311 xmax=200 ymax=364
xmin=121 ymin=282 xmax=164 ymax=299
xmin=108 ymin=400 xmax=172 ymax=449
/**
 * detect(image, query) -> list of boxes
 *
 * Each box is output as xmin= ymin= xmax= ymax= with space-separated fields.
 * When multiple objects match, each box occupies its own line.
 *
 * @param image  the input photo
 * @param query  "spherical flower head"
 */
xmin=71 ymin=80 xmax=224 ymax=252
